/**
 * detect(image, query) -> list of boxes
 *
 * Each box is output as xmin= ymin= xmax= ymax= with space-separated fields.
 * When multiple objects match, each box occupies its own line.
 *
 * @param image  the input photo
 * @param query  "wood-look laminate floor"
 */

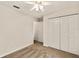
xmin=3 ymin=41 xmax=79 ymax=58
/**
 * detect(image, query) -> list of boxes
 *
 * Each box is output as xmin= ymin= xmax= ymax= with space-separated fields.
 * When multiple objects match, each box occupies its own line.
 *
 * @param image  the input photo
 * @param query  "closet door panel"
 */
xmin=46 ymin=18 xmax=60 ymax=49
xmin=69 ymin=15 xmax=79 ymax=55
xmin=60 ymin=17 xmax=69 ymax=52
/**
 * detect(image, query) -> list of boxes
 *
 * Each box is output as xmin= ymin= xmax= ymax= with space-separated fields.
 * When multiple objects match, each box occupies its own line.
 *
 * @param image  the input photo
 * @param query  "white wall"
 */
xmin=0 ymin=5 xmax=36 ymax=57
xmin=44 ymin=4 xmax=79 ymax=20
xmin=33 ymin=22 xmax=43 ymax=42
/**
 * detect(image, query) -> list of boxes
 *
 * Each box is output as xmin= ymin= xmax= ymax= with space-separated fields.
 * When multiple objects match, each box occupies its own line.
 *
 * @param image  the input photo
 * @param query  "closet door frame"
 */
xmin=44 ymin=13 xmax=79 ymax=55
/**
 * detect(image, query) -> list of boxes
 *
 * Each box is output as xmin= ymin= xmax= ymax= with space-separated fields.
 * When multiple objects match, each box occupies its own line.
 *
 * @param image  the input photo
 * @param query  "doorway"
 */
xmin=33 ymin=19 xmax=43 ymax=45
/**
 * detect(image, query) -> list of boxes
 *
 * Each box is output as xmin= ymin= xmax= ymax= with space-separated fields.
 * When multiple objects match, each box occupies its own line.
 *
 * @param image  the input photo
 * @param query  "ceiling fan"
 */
xmin=25 ymin=1 xmax=52 ymax=12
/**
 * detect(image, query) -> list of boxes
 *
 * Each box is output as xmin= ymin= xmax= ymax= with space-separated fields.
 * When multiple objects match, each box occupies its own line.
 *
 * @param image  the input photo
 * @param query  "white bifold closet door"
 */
xmin=59 ymin=15 xmax=79 ymax=55
xmin=69 ymin=15 xmax=79 ymax=55
xmin=46 ymin=18 xmax=60 ymax=49
xmin=60 ymin=16 xmax=69 ymax=52
xmin=44 ymin=14 xmax=79 ymax=55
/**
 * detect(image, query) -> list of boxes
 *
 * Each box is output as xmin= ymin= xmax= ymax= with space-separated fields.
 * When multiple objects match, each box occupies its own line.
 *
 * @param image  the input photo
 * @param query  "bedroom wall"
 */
xmin=0 ymin=5 xmax=36 ymax=57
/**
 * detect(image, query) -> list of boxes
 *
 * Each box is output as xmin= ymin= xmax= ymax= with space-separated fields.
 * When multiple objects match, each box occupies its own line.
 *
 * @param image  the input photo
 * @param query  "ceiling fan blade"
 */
xmin=42 ymin=2 xmax=52 ymax=5
xmin=25 ymin=1 xmax=35 ymax=5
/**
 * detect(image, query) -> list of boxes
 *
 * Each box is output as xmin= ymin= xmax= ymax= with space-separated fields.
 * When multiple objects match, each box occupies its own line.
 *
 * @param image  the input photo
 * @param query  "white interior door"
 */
xmin=46 ymin=18 xmax=60 ymax=49
xmin=69 ymin=15 xmax=79 ymax=55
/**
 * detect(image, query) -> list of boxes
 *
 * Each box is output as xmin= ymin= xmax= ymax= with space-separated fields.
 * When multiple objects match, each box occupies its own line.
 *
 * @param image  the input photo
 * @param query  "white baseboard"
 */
xmin=0 ymin=42 xmax=33 ymax=58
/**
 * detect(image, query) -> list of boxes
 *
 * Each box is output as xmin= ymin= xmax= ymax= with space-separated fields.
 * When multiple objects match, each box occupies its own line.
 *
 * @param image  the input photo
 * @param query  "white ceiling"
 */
xmin=0 ymin=1 xmax=79 ymax=18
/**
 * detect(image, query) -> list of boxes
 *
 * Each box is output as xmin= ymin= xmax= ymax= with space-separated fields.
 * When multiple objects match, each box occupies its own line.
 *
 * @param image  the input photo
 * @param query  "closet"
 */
xmin=44 ymin=13 xmax=79 ymax=55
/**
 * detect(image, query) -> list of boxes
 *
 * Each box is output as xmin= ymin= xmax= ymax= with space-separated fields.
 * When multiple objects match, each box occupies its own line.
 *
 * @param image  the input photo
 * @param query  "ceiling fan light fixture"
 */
xmin=30 ymin=2 xmax=44 ymax=12
xmin=26 ymin=1 xmax=51 ymax=12
xmin=39 ymin=5 xmax=44 ymax=11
